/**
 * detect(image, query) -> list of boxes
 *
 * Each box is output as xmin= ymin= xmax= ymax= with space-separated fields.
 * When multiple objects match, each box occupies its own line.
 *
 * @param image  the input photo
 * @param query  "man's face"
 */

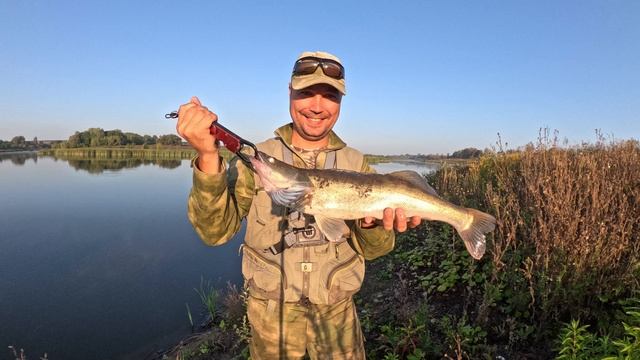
xmin=289 ymin=83 xmax=342 ymax=143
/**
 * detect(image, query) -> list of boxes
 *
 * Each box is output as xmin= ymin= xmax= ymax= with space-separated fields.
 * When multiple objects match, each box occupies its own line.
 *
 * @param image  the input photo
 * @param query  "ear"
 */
xmin=289 ymin=83 xmax=297 ymax=101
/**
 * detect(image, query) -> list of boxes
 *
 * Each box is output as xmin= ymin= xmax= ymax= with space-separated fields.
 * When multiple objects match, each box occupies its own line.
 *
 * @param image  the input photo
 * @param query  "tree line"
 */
xmin=53 ymin=128 xmax=183 ymax=148
xmin=367 ymin=147 xmax=485 ymax=162
xmin=0 ymin=136 xmax=45 ymax=151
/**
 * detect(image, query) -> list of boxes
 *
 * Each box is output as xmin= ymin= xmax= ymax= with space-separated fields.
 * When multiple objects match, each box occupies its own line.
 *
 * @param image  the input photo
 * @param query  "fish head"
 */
xmin=249 ymin=151 xmax=312 ymax=207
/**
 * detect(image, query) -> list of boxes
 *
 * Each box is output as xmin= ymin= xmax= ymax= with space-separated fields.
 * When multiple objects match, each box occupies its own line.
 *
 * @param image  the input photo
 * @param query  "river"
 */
xmin=0 ymin=152 xmax=437 ymax=359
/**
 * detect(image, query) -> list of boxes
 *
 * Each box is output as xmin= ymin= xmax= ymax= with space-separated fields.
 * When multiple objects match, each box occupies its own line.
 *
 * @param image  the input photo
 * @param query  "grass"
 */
xmin=555 ymin=299 xmax=640 ymax=359
xmin=158 ymin=283 xmax=250 ymax=360
xmin=186 ymin=302 xmax=194 ymax=331
xmin=195 ymin=277 xmax=220 ymax=326
xmin=7 ymin=346 xmax=48 ymax=360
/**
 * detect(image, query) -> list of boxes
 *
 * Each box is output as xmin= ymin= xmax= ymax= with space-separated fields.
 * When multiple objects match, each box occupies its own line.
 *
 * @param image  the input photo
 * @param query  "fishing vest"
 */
xmin=241 ymin=137 xmax=366 ymax=305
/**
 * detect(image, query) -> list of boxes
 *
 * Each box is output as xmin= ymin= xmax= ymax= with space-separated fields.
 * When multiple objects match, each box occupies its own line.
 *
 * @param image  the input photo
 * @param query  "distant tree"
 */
xmin=142 ymin=135 xmax=156 ymax=145
xmin=33 ymin=136 xmax=39 ymax=145
xmin=56 ymin=128 xmax=187 ymax=148
xmin=104 ymin=130 xmax=126 ymax=146
xmin=451 ymin=147 xmax=482 ymax=159
xmin=125 ymin=132 xmax=144 ymax=145
xmin=11 ymin=136 xmax=26 ymax=147
xmin=87 ymin=128 xmax=105 ymax=147
xmin=67 ymin=132 xmax=81 ymax=147
xmin=157 ymin=134 xmax=182 ymax=146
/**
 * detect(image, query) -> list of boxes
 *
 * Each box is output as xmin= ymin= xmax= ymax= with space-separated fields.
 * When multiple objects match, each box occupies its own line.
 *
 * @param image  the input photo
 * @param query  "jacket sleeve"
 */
xmin=187 ymin=155 xmax=255 ymax=246
xmin=348 ymin=157 xmax=396 ymax=260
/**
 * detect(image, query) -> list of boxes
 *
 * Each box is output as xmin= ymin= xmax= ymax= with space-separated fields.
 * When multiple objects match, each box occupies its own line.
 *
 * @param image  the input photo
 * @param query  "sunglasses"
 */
xmin=292 ymin=57 xmax=345 ymax=80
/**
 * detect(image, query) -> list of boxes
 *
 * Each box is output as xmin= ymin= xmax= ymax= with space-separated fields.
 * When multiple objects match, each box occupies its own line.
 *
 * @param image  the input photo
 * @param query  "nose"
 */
xmin=309 ymin=94 xmax=323 ymax=113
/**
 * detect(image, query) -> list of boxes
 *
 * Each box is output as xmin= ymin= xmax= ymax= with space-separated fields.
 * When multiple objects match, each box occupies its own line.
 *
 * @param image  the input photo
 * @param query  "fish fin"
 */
xmin=314 ymin=215 xmax=350 ymax=242
xmin=388 ymin=170 xmax=439 ymax=196
xmin=268 ymin=184 xmax=311 ymax=208
xmin=456 ymin=209 xmax=496 ymax=260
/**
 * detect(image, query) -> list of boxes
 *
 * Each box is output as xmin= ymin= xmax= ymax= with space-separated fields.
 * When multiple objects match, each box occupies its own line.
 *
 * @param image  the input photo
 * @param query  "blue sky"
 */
xmin=1 ymin=0 xmax=638 ymax=154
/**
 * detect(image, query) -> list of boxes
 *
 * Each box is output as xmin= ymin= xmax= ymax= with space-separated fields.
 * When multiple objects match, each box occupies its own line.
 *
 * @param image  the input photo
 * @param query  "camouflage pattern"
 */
xmin=187 ymin=123 xmax=395 ymax=358
xmin=187 ymin=123 xmax=395 ymax=259
xmin=247 ymin=295 xmax=365 ymax=359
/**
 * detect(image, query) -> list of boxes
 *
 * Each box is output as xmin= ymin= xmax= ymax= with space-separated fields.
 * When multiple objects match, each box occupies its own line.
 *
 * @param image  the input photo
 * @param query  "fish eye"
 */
xmin=268 ymin=157 xmax=275 ymax=163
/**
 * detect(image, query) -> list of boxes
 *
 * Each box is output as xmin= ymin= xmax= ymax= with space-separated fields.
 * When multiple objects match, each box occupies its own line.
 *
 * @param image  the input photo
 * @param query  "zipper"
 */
xmin=325 ymin=254 xmax=361 ymax=289
xmin=242 ymin=245 xmax=288 ymax=288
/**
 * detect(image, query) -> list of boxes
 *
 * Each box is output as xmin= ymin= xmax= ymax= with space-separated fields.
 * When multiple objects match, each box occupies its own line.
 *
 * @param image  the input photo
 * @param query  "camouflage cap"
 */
xmin=291 ymin=51 xmax=346 ymax=95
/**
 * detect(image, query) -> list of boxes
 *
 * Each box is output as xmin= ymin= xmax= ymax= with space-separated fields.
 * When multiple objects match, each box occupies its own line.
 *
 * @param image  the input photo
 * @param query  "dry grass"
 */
xmin=433 ymin=130 xmax=640 ymax=328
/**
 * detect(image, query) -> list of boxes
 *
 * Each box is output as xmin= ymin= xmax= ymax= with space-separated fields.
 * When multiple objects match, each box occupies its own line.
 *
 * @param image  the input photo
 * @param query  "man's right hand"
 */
xmin=176 ymin=96 xmax=222 ymax=174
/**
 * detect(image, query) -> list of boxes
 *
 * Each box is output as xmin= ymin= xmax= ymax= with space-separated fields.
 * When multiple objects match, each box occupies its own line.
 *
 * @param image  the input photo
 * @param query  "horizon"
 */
xmin=6 ymin=125 xmax=630 ymax=156
xmin=1 ymin=1 xmax=638 ymax=154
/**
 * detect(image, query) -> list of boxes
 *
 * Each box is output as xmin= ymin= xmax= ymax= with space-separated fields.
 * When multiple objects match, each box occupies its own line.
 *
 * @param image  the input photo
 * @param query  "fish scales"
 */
xmin=305 ymin=170 xmax=461 ymax=224
xmin=249 ymin=151 xmax=495 ymax=259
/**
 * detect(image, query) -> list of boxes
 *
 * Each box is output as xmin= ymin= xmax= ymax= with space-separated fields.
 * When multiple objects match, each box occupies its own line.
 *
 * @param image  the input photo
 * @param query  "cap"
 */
xmin=291 ymin=51 xmax=346 ymax=95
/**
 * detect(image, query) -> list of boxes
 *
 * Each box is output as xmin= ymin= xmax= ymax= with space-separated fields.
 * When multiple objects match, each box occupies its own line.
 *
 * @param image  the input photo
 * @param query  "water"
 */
xmin=0 ymin=153 xmax=244 ymax=360
xmin=370 ymin=160 xmax=439 ymax=175
xmin=0 ymin=153 xmax=437 ymax=359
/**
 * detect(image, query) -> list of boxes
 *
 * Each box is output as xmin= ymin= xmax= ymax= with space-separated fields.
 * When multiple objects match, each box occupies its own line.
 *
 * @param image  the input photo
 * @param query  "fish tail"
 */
xmin=456 ymin=209 xmax=496 ymax=260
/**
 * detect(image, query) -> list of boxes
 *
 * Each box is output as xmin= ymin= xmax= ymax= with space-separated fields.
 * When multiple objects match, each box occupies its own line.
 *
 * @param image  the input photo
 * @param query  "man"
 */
xmin=176 ymin=51 xmax=421 ymax=359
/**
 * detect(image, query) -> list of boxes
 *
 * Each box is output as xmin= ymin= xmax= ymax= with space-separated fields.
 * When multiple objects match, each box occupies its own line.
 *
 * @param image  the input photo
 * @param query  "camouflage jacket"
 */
xmin=187 ymin=123 xmax=395 ymax=260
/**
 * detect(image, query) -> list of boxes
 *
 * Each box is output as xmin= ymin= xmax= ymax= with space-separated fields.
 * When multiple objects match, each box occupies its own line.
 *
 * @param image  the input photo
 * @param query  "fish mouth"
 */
xmin=256 ymin=151 xmax=271 ymax=162
xmin=250 ymin=152 xmax=280 ymax=192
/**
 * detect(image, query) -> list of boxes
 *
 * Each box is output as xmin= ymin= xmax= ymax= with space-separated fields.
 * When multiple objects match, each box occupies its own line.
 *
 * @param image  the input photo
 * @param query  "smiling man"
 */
xmin=176 ymin=51 xmax=420 ymax=359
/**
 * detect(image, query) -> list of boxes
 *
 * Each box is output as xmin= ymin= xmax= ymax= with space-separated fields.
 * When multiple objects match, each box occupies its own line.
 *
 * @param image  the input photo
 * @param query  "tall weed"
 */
xmin=433 ymin=130 xmax=640 ymax=348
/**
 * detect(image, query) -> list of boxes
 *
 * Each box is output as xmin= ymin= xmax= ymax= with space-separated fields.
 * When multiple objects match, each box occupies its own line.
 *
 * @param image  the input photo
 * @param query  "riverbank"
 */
xmin=39 ymin=146 xmax=198 ymax=159
xmin=0 ymin=149 xmax=38 ymax=154
xmin=367 ymin=157 xmax=471 ymax=166
xmin=35 ymin=147 xmax=469 ymax=170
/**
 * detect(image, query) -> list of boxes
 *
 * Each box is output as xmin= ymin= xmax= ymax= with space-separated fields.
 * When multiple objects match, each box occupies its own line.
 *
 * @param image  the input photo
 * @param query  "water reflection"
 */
xmin=370 ymin=160 xmax=439 ymax=175
xmin=2 ymin=152 xmax=440 ymax=175
xmin=0 ymin=151 xmax=38 ymax=165
xmin=1 ymin=152 xmax=183 ymax=173
xmin=62 ymin=157 xmax=182 ymax=173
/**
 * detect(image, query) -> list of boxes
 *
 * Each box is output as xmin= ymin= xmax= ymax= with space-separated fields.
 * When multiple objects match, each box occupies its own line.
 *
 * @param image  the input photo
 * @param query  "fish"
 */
xmin=249 ymin=151 xmax=495 ymax=259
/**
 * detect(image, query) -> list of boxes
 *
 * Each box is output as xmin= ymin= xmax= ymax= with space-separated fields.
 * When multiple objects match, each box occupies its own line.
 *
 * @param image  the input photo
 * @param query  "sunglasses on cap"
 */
xmin=292 ymin=57 xmax=345 ymax=80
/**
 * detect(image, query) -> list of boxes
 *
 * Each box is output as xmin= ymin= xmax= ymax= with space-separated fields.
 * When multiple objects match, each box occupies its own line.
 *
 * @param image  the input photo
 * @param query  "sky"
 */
xmin=1 ymin=0 xmax=638 ymax=154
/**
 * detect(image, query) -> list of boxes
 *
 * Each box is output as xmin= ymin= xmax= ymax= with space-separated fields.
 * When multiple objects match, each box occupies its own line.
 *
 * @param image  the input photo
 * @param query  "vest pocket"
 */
xmin=323 ymin=247 xmax=365 ymax=304
xmin=252 ymin=191 xmax=274 ymax=226
xmin=241 ymin=245 xmax=286 ymax=295
xmin=245 ymin=190 xmax=285 ymax=249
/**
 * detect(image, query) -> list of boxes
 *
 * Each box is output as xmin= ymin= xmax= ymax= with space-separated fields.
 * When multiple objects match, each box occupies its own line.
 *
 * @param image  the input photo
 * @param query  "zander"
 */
xmin=250 ymin=151 xmax=495 ymax=259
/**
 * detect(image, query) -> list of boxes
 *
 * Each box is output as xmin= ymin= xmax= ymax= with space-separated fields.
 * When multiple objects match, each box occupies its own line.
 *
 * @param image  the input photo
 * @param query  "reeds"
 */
xmin=38 ymin=146 xmax=234 ymax=161
xmin=39 ymin=147 xmax=197 ymax=159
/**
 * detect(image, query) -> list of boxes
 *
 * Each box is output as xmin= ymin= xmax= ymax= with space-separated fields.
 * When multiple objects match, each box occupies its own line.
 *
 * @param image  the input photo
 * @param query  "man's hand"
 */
xmin=361 ymin=208 xmax=421 ymax=232
xmin=175 ymin=96 xmax=221 ymax=174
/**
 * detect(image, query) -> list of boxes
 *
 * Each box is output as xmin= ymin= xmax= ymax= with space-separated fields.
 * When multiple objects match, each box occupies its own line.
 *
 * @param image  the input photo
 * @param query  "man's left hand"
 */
xmin=361 ymin=208 xmax=421 ymax=232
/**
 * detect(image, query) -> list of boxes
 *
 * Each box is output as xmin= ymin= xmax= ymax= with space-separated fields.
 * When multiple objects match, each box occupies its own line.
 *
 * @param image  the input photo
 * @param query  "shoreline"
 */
xmin=0 ymin=149 xmax=39 ymax=154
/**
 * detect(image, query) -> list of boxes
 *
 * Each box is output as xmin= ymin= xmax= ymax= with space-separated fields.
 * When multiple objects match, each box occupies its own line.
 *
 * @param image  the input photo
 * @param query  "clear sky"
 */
xmin=1 ymin=0 xmax=638 ymax=154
